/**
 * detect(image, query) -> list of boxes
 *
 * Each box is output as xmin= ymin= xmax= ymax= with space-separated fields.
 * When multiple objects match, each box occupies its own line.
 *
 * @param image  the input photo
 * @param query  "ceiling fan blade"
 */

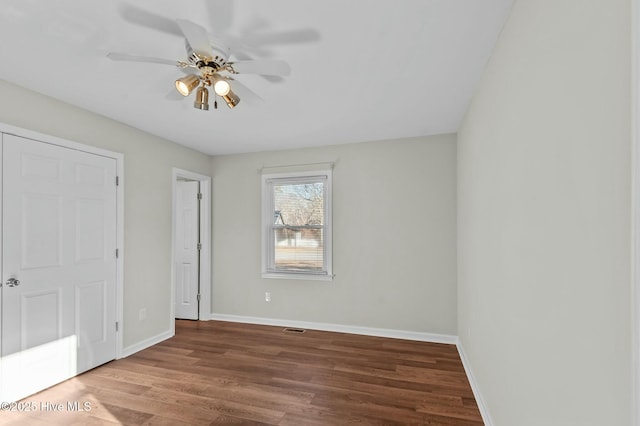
xmin=227 ymin=78 xmax=263 ymax=104
xmin=176 ymin=19 xmax=214 ymax=58
xmin=229 ymin=60 xmax=291 ymax=77
xmin=244 ymin=29 xmax=321 ymax=46
xmin=205 ymin=0 xmax=234 ymax=33
xmin=119 ymin=5 xmax=181 ymax=36
xmin=107 ymin=52 xmax=179 ymax=66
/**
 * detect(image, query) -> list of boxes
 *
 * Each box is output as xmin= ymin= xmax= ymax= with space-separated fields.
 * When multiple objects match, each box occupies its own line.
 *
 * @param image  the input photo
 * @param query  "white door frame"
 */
xmin=0 ymin=122 xmax=125 ymax=360
xmin=171 ymin=168 xmax=211 ymax=329
xmin=632 ymin=0 xmax=640 ymax=423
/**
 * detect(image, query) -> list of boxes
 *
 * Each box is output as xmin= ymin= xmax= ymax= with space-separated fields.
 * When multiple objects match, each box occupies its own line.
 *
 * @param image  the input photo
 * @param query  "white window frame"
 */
xmin=261 ymin=169 xmax=333 ymax=280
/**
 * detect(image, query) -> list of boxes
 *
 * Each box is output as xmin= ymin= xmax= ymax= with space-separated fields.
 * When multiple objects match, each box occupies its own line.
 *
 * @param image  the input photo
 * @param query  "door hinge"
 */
xmin=115 ymin=322 xmax=119 ymax=332
xmin=115 ymin=248 xmax=119 ymax=258
xmin=116 ymin=176 xmax=120 ymax=186
xmin=197 ymin=243 xmax=202 ymax=251
xmin=197 ymin=293 xmax=201 ymax=302
xmin=197 ymin=192 xmax=203 ymax=200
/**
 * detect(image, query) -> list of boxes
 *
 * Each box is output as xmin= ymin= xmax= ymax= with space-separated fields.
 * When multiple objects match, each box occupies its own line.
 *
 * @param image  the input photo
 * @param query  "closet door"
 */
xmin=1 ymin=134 xmax=117 ymax=402
xmin=175 ymin=180 xmax=200 ymax=320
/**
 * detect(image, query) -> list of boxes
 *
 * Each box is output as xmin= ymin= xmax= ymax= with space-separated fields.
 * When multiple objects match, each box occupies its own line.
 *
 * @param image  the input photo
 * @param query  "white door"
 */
xmin=175 ymin=180 xmax=200 ymax=320
xmin=0 ymin=134 xmax=117 ymax=402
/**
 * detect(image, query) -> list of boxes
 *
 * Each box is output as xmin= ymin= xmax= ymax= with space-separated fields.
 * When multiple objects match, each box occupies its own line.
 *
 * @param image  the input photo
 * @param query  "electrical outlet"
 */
xmin=265 ymin=292 xmax=271 ymax=302
xmin=139 ymin=308 xmax=147 ymax=321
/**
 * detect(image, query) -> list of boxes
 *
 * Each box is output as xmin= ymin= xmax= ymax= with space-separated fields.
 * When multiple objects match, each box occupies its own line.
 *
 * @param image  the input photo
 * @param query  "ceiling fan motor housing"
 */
xmin=185 ymin=41 xmax=229 ymax=71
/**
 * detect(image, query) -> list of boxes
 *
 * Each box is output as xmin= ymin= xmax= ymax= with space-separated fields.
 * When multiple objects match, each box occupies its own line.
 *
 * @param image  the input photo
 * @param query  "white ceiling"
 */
xmin=0 ymin=0 xmax=514 ymax=156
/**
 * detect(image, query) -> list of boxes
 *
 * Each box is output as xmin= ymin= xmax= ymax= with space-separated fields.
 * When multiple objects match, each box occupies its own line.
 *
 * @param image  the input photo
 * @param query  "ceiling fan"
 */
xmin=107 ymin=18 xmax=291 ymax=111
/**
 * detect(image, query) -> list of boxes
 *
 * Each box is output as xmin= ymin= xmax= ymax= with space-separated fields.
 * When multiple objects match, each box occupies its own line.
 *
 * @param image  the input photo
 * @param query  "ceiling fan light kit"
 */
xmin=175 ymin=74 xmax=200 ymax=97
xmin=174 ymin=54 xmax=241 ymax=111
xmin=221 ymin=91 xmax=240 ymax=109
xmin=108 ymin=17 xmax=291 ymax=113
xmin=194 ymin=85 xmax=210 ymax=110
xmin=212 ymin=74 xmax=230 ymax=96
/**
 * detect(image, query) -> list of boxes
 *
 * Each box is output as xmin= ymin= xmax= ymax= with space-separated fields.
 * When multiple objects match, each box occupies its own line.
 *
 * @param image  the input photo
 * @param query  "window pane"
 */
xmin=273 ymin=228 xmax=324 ymax=272
xmin=272 ymin=180 xmax=325 ymax=272
xmin=273 ymin=182 xmax=324 ymax=226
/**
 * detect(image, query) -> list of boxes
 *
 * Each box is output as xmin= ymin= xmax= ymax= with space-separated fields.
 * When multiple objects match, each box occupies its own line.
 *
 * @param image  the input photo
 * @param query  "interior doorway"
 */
xmin=171 ymin=169 xmax=211 ymax=326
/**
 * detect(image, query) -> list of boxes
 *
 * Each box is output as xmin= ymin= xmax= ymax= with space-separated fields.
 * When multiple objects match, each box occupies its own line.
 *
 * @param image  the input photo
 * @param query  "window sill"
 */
xmin=262 ymin=272 xmax=334 ymax=281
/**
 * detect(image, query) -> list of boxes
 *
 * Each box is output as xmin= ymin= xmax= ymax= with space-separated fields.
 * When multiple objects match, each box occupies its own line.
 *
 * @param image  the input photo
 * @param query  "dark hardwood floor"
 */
xmin=1 ymin=320 xmax=483 ymax=425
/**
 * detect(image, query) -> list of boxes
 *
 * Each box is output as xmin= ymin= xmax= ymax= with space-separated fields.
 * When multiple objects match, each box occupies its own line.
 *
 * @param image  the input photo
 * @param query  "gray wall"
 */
xmin=211 ymin=135 xmax=458 ymax=334
xmin=457 ymin=0 xmax=632 ymax=424
xmin=0 ymin=80 xmax=212 ymax=348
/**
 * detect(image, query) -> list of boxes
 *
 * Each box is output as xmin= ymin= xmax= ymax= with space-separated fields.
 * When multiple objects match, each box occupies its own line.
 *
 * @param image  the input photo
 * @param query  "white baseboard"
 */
xmin=120 ymin=329 xmax=174 ymax=358
xmin=208 ymin=313 xmax=457 ymax=344
xmin=456 ymin=341 xmax=494 ymax=426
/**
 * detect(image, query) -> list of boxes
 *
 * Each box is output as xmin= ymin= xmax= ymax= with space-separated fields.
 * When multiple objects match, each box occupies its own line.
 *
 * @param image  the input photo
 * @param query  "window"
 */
xmin=262 ymin=169 xmax=332 ymax=280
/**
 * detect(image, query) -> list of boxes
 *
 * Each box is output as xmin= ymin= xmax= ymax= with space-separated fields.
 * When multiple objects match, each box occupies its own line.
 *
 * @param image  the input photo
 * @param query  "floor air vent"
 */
xmin=283 ymin=328 xmax=306 ymax=334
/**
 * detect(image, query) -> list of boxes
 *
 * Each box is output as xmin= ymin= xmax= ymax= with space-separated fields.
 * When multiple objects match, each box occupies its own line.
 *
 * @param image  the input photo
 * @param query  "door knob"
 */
xmin=5 ymin=277 xmax=20 ymax=287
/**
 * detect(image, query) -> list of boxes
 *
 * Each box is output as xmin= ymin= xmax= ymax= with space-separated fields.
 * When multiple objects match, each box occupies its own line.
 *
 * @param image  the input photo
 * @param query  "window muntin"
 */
xmin=262 ymin=171 xmax=332 ymax=279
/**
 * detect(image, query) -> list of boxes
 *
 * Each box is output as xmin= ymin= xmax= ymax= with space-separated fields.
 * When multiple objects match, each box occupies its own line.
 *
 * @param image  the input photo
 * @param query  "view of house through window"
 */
xmin=262 ymin=170 xmax=332 ymax=279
